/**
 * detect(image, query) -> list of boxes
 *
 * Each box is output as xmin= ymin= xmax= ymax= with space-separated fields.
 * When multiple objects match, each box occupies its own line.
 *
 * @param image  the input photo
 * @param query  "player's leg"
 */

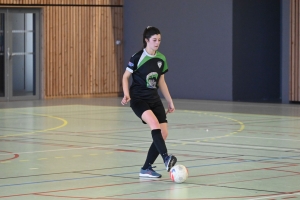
xmin=130 ymin=100 xmax=162 ymax=178
xmin=152 ymin=101 xmax=176 ymax=171
xmin=142 ymin=110 xmax=168 ymax=158
xmin=142 ymin=104 xmax=177 ymax=172
xmin=140 ymin=142 xmax=160 ymax=178
xmin=160 ymin=123 xmax=168 ymax=140
xmin=141 ymin=123 xmax=168 ymax=174
xmin=140 ymin=122 xmax=168 ymax=170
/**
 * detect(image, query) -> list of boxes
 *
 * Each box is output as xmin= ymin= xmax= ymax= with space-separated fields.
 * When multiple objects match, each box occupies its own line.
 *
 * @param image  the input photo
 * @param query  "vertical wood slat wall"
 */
xmin=1 ymin=0 xmax=123 ymax=98
xmin=290 ymin=0 xmax=300 ymax=102
xmin=44 ymin=5 xmax=123 ymax=98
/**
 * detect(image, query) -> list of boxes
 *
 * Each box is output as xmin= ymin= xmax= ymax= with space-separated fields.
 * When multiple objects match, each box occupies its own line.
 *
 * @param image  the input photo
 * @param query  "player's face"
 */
xmin=146 ymin=34 xmax=161 ymax=51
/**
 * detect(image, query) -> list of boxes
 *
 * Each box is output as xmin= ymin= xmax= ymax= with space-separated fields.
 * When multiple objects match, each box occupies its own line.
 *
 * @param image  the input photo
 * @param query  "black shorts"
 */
xmin=130 ymin=99 xmax=167 ymax=124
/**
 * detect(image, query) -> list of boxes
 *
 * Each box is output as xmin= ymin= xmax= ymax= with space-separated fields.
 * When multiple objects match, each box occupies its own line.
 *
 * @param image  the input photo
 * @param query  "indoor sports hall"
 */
xmin=1 ymin=0 xmax=300 ymax=200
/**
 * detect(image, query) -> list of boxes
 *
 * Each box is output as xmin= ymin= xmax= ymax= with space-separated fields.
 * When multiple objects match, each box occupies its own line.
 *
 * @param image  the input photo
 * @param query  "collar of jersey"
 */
xmin=143 ymin=48 xmax=156 ymax=57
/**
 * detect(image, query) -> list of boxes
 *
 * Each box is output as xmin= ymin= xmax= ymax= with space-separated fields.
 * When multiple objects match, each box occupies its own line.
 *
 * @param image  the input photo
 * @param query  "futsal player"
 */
xmin=121 ymin=26 xmax=177 ymax=178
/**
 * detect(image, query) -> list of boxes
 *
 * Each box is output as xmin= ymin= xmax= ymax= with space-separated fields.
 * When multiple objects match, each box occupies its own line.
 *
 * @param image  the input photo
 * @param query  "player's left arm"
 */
xmin=158 ymin=75 xmax=175 ymax=113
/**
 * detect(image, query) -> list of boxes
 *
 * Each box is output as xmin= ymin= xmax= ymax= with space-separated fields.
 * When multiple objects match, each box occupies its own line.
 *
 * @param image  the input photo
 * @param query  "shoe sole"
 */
xmin=139 ymin=173 xmax=161 ymax=178
xmin=166 ymin=156 xmax=177 ymax=172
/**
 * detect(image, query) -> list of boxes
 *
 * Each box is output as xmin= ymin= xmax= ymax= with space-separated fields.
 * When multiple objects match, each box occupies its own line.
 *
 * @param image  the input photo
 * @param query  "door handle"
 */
xmin=7 ymin=47 xmax=10 ymax=60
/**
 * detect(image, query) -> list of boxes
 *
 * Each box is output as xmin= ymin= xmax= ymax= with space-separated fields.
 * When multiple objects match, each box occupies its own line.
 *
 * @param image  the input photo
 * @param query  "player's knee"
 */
xmin=145 ymin=117 xmax=160 ymax=129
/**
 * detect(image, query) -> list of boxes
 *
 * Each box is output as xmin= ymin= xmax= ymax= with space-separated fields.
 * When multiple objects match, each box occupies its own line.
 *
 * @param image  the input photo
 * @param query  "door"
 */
xmin=0 ymin=9 xmax=40 ymax=101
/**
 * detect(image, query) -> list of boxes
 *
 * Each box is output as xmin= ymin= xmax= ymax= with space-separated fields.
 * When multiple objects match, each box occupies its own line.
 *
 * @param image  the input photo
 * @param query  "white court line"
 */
xmin=232 ymin=135 xmax=300 ymax=142
xmin=0 ymin=135 xmax=224 ymax=156
xmin=0 ymin=141 xmax=152 ymax=156
xmin=1 ymin=135 xmax=300 ymax=156
xmin=247 ymin=192 xmax=300 ymax=200
xmin=174 ymin=140 xmax=300 ymax=152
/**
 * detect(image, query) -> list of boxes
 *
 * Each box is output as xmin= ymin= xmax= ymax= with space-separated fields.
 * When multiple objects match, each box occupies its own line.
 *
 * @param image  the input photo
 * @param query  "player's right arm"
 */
xmin=121 ymin=70 xmax=132 ymax=105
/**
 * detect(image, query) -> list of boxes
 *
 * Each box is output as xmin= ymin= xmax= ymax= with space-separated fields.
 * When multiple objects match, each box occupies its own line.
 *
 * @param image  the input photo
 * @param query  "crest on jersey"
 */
xmin=157 ymin=61 xmax=162 ymax=68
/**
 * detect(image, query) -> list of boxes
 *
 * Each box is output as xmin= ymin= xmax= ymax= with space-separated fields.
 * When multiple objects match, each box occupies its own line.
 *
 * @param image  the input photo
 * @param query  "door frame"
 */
xmin=0 ymin=8 xmax=41 ymax=102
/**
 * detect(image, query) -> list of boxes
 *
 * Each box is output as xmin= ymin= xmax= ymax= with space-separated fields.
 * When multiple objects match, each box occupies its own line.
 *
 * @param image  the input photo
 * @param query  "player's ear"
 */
xmin=145 ymin=38 xmax=149 ymax=43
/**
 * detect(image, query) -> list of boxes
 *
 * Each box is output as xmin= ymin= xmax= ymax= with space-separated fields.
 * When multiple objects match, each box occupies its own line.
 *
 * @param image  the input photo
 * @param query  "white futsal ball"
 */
xmin=170 ymin=165 xmax=189 ymax=183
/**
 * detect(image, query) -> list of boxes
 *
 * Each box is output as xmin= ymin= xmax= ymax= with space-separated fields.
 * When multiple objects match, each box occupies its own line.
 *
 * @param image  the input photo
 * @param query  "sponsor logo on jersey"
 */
xmin=157 ymin=61 xmax=162 ymax=68
xmin=128 ymin=62 xmax=134 ymax=67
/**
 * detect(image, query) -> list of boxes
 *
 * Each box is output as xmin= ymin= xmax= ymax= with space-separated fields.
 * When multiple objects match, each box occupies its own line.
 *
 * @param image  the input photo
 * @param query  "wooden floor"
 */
xmin=0 ymin=97 xmax=300 ymax=200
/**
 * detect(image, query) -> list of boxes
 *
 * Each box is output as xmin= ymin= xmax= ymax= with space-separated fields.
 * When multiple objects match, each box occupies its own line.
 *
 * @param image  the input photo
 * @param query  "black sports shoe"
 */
xmin=164 ymin=154 xmax=177 ymax=172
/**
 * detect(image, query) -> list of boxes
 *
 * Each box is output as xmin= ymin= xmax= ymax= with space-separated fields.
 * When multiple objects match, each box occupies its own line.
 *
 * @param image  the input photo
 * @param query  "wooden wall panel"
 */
xmin=1 ymin=0 xmax=123 ymax=98
xmin=0 ymin=0 xmax=123 ymax=6
xmin=290 ymin=0 xmax=300 ymax=101
xmin=43 ymin=5 xmax=123 ymax=98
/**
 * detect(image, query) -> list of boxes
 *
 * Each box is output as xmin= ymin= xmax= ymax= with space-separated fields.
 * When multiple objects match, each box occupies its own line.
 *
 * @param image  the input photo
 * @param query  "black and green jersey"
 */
xmin=126 ymin=49 xmax=168 ymax=103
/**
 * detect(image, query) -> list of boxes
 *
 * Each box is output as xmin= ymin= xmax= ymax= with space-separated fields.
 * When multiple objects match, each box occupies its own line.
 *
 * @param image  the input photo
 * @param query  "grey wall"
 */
xmin=123 ymin=0 xmax=290 ymax=103
xmin=124 ymin=0 xmax=233 ymax=101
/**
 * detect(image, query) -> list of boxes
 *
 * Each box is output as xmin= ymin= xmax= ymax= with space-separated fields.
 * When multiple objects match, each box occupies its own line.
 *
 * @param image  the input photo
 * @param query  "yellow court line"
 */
xmin=0 ymin=112 xmax=68 ymax=138
xmin=183 ymin=110 xmax=245 ymax=142
xmin=182 ymin=108 xmax=300 ymax=119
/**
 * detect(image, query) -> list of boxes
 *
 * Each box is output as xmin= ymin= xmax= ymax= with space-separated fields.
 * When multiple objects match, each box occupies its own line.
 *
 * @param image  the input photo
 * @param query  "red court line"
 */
xmin=0 ymin=139 xmax=85 ymax=148
xmin=34 ymin=193 xmax=86 ymax=199
xmin=0 ymin=150 xmax=19 ymax=162
xmin=0 ymin=139 xmax=138 ymax=153
xmin=1 ymin=165 xmax=298 ymax=200
xmin=0 ymin=194 xmax=31 ymax=199
xmin=266 ymin=168 xmax=300 ymax=174
xmin=189 ymin=164 xmax=297 ymax=178
xmin=0 ymin=180 xmax=158 ymax=199
xmin=1 ymin=176 xmax=299 ymax=200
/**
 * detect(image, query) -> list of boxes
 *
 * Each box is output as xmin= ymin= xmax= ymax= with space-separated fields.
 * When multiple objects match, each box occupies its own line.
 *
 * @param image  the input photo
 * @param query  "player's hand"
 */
xmin=166 ymin=102 xmax=175 ymax=114
xmin=121 ymin=95 xmax=131 ymax=105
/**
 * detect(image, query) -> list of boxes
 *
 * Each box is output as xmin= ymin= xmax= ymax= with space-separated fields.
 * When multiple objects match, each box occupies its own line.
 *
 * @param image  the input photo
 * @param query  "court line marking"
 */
xmin=174 ymin=100 xmax=300 ymax=119
xmin=1 ymin=132 xmax=300 ymax=158
xmin=1 ymin=106 xmax=300 ymax=198
xmin=232 ymin=135 xmax=300 ymax=142
xmin=1 ymin=154 xmax=300 ymax=188
xmin=0 ymin=135 xmax=235 ymax=156
xmin=0 ymin=135 xmax=204 ymax=155
xmin=0 ymin=108 xmax=244 ymax=150
xmin=173 ymin=141 xmax=300 ymax=152
xmin=0 ymin=111 xmax=68 ymax=138
xmin=247 ymin=192 xmax=300 ymax=200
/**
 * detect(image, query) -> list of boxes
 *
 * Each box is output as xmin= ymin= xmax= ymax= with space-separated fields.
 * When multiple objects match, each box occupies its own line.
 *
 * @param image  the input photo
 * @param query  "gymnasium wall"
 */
xmin=123 ymin=0 xmax=290 ymax=103
xmin=124 ymin=0 xmax=233 ymax=101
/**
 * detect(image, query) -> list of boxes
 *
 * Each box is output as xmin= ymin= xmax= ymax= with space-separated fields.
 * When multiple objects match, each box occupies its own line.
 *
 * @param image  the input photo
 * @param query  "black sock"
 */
xmin=151 ymin=129 xmax=168 ymax=161
xmin=142 ymin=142 xmax=159 ymax=170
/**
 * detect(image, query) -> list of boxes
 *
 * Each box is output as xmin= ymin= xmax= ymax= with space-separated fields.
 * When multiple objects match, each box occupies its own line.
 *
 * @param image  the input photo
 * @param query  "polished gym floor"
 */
xmin=0 ymin=97 xmax=300 ymax=200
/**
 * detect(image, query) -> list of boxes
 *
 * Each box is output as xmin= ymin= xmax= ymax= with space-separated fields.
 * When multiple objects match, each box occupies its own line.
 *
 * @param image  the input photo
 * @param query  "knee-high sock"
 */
xmin=142 ymin=142 xmax=159 ymax=170
xmin=151 ymin=129 xmax=168 ymax=161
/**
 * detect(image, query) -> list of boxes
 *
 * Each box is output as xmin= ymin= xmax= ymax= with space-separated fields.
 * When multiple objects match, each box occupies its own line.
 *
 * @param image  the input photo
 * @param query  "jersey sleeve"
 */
xmin=162 ymin=58 xmax=168 ymax=74
xmin=126 ymin=55 xmax=137 ymax=73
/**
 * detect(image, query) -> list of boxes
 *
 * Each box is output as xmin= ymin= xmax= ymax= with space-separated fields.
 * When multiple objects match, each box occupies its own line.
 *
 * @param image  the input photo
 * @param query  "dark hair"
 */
xmin=143 ymin=26 xmax=161 ymax=48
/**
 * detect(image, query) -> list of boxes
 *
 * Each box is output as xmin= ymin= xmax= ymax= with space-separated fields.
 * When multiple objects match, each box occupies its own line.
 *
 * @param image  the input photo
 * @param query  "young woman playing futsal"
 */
xmin=121 ymin=26 xmax=177 ymax=178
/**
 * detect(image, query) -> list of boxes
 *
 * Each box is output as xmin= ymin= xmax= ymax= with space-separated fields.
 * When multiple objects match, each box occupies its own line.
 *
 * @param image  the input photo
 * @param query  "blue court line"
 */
xmin=1 ymin=154 xmax=299 ymax=188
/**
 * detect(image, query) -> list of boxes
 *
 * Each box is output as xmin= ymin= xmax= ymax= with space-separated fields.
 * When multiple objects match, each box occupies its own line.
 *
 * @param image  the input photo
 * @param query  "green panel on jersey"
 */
xmin=137 ymin=51 xmax=168 ymax=73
